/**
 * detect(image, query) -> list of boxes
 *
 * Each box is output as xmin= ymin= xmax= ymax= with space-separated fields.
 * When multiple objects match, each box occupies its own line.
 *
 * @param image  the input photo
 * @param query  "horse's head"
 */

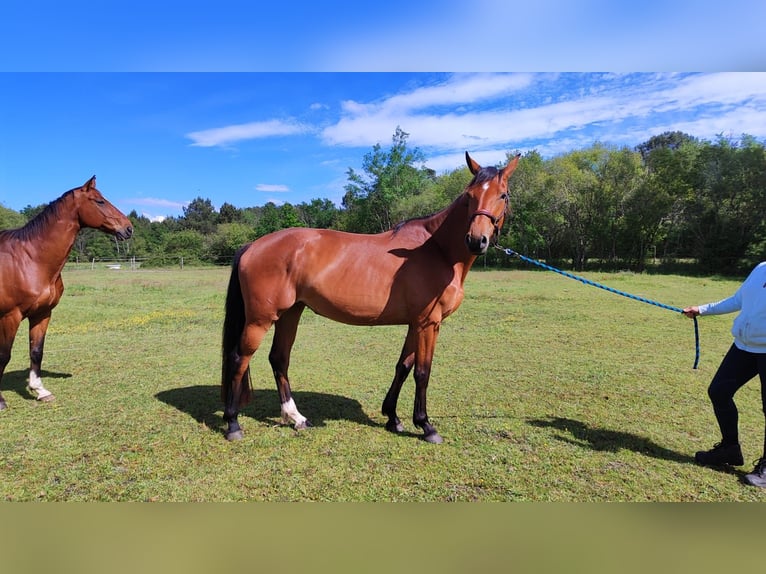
xmin=464 ymin=152 xmax=520 ymax=255
xmin=74 ymin=176 xmax=133 ymax=240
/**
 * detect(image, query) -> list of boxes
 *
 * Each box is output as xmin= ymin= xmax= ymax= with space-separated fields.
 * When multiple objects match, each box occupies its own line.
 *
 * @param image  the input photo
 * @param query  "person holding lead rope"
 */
xmin=683 ymin=261 xmax=766 ymax=488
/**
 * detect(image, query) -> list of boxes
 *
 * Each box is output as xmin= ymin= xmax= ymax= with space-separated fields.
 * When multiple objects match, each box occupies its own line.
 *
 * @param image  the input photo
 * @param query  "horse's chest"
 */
xmin=438 ymin=283 xmax=465 ymax=318
xmin=25 ymin=280 xmax=63 ymax=315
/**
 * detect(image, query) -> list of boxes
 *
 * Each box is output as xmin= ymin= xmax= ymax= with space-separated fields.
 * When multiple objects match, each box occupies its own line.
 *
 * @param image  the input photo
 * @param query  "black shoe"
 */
xmin=695 ymin=442 xmax=744 ymax=466
xmin=744 ymin=458 xmax=766 ymax=488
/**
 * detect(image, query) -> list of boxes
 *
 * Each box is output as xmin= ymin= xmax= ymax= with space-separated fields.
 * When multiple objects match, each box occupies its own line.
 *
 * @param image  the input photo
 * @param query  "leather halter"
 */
xmin=470 ymin=209 xmax=501 ymax=226
xmin=469 ymin=208 xmax=504 ymax=243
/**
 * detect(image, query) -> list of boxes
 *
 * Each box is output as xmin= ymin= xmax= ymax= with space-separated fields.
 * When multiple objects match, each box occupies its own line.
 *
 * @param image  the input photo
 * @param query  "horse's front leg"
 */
xmin=27 ymin=314 xmax=55 ymax=402
xmin=0 ymin=311 xmax=23 ymax=410
xmin=413 ymin=323 xmax=443 ymax=444
xmin=382 ymin=326 xmax=417 ymax=433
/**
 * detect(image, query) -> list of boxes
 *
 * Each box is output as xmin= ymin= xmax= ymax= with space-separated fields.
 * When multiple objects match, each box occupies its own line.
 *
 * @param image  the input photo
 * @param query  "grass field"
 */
xmin=1 ymin=264 xmax=764 ymax=501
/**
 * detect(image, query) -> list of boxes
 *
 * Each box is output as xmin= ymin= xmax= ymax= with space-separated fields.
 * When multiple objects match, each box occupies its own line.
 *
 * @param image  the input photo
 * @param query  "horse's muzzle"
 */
xmin=465 ymin=233 xmax=490 ymax=255
xmin=115 ymin=226 xmax=134 ymax=240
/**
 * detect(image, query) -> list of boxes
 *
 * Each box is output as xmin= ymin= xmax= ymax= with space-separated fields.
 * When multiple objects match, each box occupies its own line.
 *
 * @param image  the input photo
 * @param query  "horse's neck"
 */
xmin=423 ymin=196 xmax=477 ymax=278
xmin=23 ymin=198 xmax=81 ymax=271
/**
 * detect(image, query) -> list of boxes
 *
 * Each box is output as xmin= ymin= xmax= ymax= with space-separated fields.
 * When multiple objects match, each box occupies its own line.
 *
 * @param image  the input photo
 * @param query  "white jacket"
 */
xmin=699 ymin=261 xmax=766 ymax=353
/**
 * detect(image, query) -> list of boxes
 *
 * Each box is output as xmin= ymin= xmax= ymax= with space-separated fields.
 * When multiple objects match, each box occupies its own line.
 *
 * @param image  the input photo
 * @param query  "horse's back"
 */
xmin=238 ymin=227 xmax=419 ymax=325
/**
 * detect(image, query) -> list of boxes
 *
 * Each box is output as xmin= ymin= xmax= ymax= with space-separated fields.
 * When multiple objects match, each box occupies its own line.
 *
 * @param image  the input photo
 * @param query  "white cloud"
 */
xmin=127 ymin=197 xmax=187 ymax=209
xmin=321 ymin=72 xmax=766 ymax=160
xmin=185 ymin=72 xmax=766 ymax=186
xmin=142 ymin=212 xmax=166 ymax=223
xmin=255 ymin=184 xmax=290 ymax=193
xmin=186 ymin=119 xmax=309 ymax=147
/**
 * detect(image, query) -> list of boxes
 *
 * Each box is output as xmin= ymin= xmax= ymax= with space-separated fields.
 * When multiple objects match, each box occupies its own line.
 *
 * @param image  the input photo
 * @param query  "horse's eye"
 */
xmin=95 ymin=199 xmax=105 ymax=205
xmin=500 ymin=193 xmax=508 ymax=201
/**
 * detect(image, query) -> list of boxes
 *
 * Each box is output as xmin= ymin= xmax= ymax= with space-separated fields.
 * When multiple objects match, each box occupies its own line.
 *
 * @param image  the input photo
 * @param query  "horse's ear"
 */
xmin=465 ymin=152 xmax=481 ymax=175
xmin=501 ymin=153 xmax=521 ymax=180
xmin=85 ymin=176 xmax=96 ymax=189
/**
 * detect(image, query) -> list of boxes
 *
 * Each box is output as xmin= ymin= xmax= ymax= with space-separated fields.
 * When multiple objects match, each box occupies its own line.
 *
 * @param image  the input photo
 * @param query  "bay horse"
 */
xmin=221 ymin=152 xmax=520 ymax=443
xmin=0 ymin=177 xmax=133 ymax=410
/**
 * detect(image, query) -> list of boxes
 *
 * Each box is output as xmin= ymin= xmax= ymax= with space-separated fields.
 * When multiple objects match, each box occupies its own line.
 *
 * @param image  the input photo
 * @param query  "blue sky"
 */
xmin=1 ymin=2 xmax=764 ymax=221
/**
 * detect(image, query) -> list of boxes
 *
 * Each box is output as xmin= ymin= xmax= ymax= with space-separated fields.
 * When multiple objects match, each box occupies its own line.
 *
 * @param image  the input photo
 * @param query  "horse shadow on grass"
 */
xmin=155 ymin=385 xmax=379 ymax=438
xmin=526 ymin=415 xmax=743 ymax=479
xmin=1 ymin=369 xmax=72 ymax=401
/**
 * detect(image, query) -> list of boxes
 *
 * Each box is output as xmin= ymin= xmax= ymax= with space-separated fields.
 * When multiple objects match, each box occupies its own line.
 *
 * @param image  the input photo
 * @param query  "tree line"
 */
xmin=2 ymin=127 xmax=765 ymax=275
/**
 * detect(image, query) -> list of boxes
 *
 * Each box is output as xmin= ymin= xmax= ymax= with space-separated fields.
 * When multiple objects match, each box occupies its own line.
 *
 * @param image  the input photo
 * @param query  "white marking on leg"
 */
xmin=27 ymin=371 xmax=52 ymax=400
xmin=281 ymin=398 xmax=308 ymax=428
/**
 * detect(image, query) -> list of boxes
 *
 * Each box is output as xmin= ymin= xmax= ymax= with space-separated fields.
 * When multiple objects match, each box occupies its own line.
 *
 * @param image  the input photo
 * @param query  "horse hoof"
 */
xmin=423 ymin=431 xmax=444 ymax=444
xmin=0 ymin=400 xmax=7 ymax=411
xmin=225 ymin=430 xmax=244 ymax=441
xmin=386 ymin=420 xmax=405 ymax=433
xmin=39 ymin=394 xmax=56 ymax=403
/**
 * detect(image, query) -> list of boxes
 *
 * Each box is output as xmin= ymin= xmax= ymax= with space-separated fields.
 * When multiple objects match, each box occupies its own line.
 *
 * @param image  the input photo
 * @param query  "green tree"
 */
xmin=684 ymin=135 xmax=766 ymax=273
xmin=163 ymin=229 xmax=205 ymax=264
xmin=219 ymin=202 xmax=243 ymax=224
xmin=182 ymin=197 xmax=219 ymax=235
xmin=256 ymin=202 xmax=282 ymax=237
xmin=0 ymin=204 xmax=25 ymax=231
xmin=279 ymin=203 xmax=304 ymax=229
xmin=548 ymin=146 xmax=606 ymax=270
xmin=342 ymin=127 xmax=431 ymax=233
xmin=297 ymin=198 xmax=340 ymax=229
xmin=634 ymin=133 xmax=699 ymax=266
xmin=505 ymin=150 xmax=568 ymax=261
xmin=206 ymin=222 xmax=257 ymax=264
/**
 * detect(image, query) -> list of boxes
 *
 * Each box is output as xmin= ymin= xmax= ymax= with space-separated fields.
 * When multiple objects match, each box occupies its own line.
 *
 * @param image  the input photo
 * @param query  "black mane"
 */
xmin=0 ymin=190 xmax=73 ymax=242
xmin=468 ymin=165 xmax=500 ymax=186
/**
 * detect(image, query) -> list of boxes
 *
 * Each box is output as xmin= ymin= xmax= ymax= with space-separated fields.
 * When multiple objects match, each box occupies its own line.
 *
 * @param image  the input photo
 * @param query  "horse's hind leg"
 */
xmin=382 ymin=326 xmax=417 ymax=433
xmin=223 ymin=321 xmax=270 ymax=440
xmin=27 ymin=314 xmax=55 ymax=402
xmin=269 ymin=304 xmax=311 ymax=430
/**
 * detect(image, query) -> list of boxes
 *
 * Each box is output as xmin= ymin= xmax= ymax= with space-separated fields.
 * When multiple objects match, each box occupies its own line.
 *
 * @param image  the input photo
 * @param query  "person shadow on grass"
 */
xmin=526 ymin=415 xmax=742 ymax=479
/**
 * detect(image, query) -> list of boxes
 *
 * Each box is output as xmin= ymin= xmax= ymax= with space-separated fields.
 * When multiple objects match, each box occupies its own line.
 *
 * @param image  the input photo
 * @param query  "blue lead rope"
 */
xmin=498 ymin=246 xmax=700 ymax=369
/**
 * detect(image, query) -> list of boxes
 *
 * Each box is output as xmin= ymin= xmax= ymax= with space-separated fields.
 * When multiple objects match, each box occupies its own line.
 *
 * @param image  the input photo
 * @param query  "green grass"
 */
xmin=1 ymin=266 xmax=764 ymax=501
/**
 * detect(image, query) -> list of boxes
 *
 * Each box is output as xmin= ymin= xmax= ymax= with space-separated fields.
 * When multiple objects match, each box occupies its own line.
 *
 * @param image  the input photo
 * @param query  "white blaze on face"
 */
xmin=482 ymin=182 xmax=490 ymax=191
xmin=28 ymin=370 xmax=52 ymax=400
xmin=281 ymin=397 xmax=307 ymax=427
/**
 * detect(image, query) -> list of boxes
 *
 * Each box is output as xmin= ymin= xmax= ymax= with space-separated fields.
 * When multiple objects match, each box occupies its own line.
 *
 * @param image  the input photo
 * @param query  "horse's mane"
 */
xmin=0 ymin=190 xmax=73 ymax=242
xmin=392 ymin=211 xmax=439 ymax=235
xmin=391 ymin=165 xmax=501 ymax=236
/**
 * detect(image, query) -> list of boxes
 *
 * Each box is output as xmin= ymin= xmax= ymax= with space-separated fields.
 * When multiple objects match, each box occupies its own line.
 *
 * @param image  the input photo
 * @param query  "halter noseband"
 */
xmin=470 ymin=209 xmax=501 ymax=226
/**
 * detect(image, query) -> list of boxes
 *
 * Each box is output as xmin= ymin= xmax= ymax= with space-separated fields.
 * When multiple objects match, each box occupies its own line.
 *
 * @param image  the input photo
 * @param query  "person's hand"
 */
xmin=682 ymin=306 xmax=700 ymax=318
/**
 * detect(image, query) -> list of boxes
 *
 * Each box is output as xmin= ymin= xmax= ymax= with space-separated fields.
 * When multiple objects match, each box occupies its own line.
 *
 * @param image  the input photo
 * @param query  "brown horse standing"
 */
xmin=221 ymin=152 xmax=520 ymax=443
xmin=0 ymin=177 xmax=133 ymax=409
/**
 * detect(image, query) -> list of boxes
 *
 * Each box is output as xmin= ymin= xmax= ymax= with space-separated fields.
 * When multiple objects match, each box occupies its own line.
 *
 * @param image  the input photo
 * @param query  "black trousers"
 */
xmin=708 ymin=343 xmax=766 ymax=445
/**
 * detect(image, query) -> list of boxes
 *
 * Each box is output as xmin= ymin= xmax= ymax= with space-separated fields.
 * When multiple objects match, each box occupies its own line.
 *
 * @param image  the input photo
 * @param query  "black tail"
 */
xmin=221 ymin=245 xmax=252 ymax=406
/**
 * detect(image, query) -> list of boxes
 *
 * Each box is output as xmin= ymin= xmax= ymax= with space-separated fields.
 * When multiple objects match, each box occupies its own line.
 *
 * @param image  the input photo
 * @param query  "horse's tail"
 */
xmin=221 ymin=245 xmax=252 ymax=406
